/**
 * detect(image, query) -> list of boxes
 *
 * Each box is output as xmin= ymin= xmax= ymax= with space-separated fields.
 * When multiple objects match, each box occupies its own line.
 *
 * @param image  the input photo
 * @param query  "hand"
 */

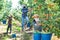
xmin=38 ymin=23 xmax=42 ymax=26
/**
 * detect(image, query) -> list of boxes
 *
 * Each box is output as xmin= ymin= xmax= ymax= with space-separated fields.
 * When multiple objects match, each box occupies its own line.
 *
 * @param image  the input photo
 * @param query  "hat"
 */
xmin=32 ymin=14 xmax=39 ymax=18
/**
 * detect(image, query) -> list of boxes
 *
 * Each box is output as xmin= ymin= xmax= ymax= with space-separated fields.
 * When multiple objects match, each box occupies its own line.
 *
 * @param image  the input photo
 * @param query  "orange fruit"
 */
xmin=34 ymin=0 xmax=37 ymax=2
xmin=38 ymin=5 xmax=41 ymax=9
xmin=45 ymin=18 xmax=48 ymax=20
xmin=48 ymin=4 xmax=54 ymax=8
xmin=49 ymin=25 xmax=52 ymax=28
xmin=34 ymin=0 xmax=37 ymax=4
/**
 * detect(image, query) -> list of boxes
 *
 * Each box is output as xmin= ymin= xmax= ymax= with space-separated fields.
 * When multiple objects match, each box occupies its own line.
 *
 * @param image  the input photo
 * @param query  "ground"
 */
xmin=0 ymin=24 xmax=60 ymax=40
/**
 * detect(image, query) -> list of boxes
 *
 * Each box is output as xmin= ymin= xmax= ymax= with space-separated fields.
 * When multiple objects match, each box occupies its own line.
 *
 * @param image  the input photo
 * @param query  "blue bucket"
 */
xmin=33 ymin=32 xmax=41 ymax=40
xmin=2 ymin=20 xmax=6 ymax=24
xmin=41 ymin=33 xmax=52 ymax=40
xmin=12 ymin=34 xmax=16 ymax=38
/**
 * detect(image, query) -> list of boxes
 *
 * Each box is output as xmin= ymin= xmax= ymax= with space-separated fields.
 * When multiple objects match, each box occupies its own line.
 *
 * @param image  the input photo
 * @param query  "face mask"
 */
xmin=34 ymin=18 xmax=39 ymax=22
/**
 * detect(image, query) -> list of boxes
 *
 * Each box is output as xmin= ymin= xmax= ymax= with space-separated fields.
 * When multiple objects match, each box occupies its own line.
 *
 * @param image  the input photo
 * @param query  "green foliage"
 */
xmin=13 ymin=10 xmax=22 ymax=22
xmin=0 ymin=0 xmax=12 ymax=21
xmin=0 ymin=0 xmax=3 ymax=10
xmin=53 ymin=0 xmax=60 ymax=5
xmin=16 ymin=27 xmax=22 ymax=32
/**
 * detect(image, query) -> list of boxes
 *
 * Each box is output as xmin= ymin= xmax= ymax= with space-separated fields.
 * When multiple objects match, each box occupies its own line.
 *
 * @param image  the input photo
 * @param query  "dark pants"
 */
xmin=7 ymin=24 xmax=12 ymax=34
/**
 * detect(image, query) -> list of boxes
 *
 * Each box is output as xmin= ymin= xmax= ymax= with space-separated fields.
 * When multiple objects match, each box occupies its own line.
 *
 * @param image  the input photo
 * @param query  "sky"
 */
xmin=7 ymin=0 xmax=28 ymax=9
xmin=7 ymin=0 xmax=28 ymax=13
xmin=7 ymin=0 xmax=22 ymax=13
xmin=11 ymin=0 xmax=21 ymax=9
xmin=11 ymin=0 xmax=28 ymax=9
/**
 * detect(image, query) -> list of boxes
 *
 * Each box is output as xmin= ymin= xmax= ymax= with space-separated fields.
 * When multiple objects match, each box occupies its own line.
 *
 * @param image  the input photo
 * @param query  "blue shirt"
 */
xmin=22 ymin=7 xmax=28 ymax=18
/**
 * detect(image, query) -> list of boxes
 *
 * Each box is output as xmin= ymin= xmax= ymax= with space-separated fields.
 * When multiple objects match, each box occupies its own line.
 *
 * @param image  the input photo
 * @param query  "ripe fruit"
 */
xmin=34 ymin=0 xmax=37 ymax=2
xmin=38 ymin=5 xmax=41 ymax=10
xmin=34 ymin=0 xmax=37 ymax=4
xmin=48 ymin=4 xmax=54 ymax=8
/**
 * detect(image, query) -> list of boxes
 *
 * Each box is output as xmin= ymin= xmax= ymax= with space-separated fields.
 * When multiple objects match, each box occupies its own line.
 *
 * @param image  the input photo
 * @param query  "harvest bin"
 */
xmin=41 ymin=33 xmax=52 ymax=40
xmin=33 ymin=32 xmax=41 ymax=40
xmin=2 ymin=20 xmax=6 ymax=24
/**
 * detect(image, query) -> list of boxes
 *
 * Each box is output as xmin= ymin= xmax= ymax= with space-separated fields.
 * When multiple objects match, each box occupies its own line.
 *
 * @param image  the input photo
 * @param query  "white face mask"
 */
xmin=34 ymin=18 xmax=39 ymax=22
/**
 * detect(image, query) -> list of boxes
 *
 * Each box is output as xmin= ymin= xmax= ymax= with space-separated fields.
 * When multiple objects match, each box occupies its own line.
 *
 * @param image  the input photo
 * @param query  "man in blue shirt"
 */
xmin=21 ymin=5 xmax=29 ymax=31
